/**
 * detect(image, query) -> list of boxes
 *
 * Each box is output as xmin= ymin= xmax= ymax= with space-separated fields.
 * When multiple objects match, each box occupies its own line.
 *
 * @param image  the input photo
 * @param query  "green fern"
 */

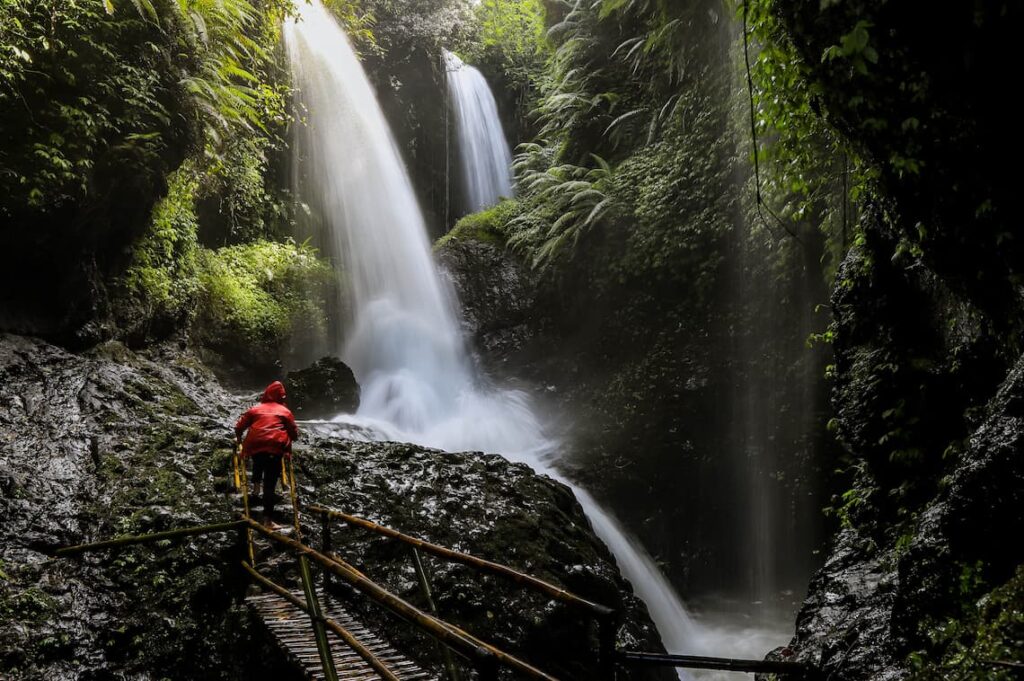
xmin=508 ymin=145 xmax=615 ymax=269
xmin=118 ymin=0 xmax=288 ymax=155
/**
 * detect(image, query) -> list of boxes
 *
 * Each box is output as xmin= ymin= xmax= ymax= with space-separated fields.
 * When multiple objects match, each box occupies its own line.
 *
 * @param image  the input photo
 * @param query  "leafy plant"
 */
xmin=472 ymin=0 xmax=547 ymax=95
xmin=117 ymin=0 xmax=294 ymax=154
xmin=509 ymin=146 xmax=614 ymax=269
xmin=120 ymin=162 xmax=204 ymax=329
xmin=196 ymin=239 xmax=334 ymax=362
xmin=743 ymin=0 xmax=872 ymax=280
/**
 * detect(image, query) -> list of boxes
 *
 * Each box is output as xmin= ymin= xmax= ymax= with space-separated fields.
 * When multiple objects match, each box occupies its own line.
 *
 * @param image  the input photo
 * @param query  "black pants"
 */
xmin=251 ymin=453 xmax=283 ymax=517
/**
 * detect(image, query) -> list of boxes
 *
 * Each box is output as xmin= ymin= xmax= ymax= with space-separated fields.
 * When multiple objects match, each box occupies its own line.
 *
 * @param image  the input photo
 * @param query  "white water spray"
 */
xmin=444 ymin=50 xmax=514 ymax=213
xmin=285 ymin=3 xmax=785 ymax=675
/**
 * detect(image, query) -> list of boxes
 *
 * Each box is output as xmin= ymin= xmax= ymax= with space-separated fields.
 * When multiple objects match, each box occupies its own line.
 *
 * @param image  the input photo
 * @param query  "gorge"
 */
xmin=1 ymin=1 xmax=1020 ymax=680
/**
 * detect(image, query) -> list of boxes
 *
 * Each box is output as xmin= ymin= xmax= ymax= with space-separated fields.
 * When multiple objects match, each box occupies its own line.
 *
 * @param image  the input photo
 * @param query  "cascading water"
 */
xmin=443 ymin=50 xmax=514 ymax=213
xmin=285 ymin=0 xmax=540 ymax=457
xmin=285 ymin=3 xmax=781 ymax=677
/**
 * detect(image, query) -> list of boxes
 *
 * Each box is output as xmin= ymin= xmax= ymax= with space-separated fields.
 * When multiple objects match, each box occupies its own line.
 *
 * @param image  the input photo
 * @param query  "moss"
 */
xmin=435 ymin=200 xmax=517 ymax=250
xmin=194 ymin=239 xmax=335 ymax=368
xmin=608 ymin=114 xmax=733 ymax=303
xmin=0 ymin=586 xmax=58 ymax=624
xmin=117 ymin=164 xmax=203 ymax=334
xmin=910 ymin=565 xmax=1024 ymax=680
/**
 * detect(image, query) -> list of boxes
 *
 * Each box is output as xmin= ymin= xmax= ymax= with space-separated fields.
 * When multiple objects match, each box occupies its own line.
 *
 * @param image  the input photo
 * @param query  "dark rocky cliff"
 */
xmin=764 ymin=2 xmax=1024 ymax=679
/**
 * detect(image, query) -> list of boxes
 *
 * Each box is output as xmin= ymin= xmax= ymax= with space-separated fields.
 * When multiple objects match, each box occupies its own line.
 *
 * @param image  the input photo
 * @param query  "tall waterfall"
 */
xmin=284 ymin=2 xmax=782 ymax=675
xmin=285 ymin=0 xmax=541 ymax=456
xmin=443 ymin=50 xmax=514 ymax=213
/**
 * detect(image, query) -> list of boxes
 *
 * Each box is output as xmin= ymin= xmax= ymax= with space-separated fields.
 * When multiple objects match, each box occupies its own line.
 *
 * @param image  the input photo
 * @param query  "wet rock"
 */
xmin=296 ymin=438 xmax=672 ymax=681
xmin=0 ymin=334 xmax=248 ymax=679
xmin=784 ymin=239 xmax=1024 ymax=679
xmin=785 ymin=527 xmax=906 ymax=680
xmin=0 ymin=333 xmax=670 ymax=680
xmin=285 ymin=356 xmax=360 ymax=418
xmin=437 ymin=236 xmax=539 ymax=361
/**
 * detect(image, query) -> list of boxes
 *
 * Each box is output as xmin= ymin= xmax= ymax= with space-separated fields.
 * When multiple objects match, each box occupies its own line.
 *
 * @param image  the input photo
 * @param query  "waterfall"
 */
xmin=443 ymin=50 xmax=514 ymax=213
xmin=284 ymin=3 xmax=781 ymax=675
xmin=284 ymin=0 xmax=539 ymax=456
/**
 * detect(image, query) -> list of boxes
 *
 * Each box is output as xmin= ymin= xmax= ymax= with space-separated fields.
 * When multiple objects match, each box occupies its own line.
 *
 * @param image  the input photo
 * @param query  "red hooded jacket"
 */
xmin=235 ymin=381 xmax=298 ymax=458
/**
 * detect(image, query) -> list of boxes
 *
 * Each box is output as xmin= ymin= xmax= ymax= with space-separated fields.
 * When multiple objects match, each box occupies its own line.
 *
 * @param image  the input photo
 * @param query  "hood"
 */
xmin=260 ymin=381 xmax=287 ymax=404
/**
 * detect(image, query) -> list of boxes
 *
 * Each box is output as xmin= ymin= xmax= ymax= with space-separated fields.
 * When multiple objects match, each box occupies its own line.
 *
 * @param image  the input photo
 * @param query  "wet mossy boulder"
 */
xmin=436 ymin=201 xmax=541 ymax=361
xmin=294 ymin=428 xmax=673 ymax=681
xmin=285 ymin=356 xmax=360 ymax=418
xmin=0 ymin=334 xmax=254 ymax=679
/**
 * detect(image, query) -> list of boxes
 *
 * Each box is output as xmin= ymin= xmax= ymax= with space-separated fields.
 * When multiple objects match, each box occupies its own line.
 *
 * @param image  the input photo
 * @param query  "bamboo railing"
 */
xmin=54 ymin=457 xmax=811 ymax=680
xmin=306 ymin=504 xmax=615 ymax=618
xmin=246 ymin=517 xmax=551 ymax=680
xmin=308 ymin=503 xmax=619 ymax=678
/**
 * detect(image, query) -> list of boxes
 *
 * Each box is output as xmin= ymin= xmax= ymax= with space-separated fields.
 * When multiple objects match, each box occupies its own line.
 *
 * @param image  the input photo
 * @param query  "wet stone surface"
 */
xmin=285 ymin=356 xmax=361 ymax=419
xmin=437 ymin=236 xmax=539 ymax=363
xmin=0 ymin=333 xmax=668 ymax=680
xmin=296 ymin=438 xmax=671 ymax=680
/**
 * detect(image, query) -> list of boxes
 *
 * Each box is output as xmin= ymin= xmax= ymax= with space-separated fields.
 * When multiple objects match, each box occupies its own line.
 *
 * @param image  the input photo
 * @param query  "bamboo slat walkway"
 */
xmin=247 ymin=588 xmax=437 ymax=681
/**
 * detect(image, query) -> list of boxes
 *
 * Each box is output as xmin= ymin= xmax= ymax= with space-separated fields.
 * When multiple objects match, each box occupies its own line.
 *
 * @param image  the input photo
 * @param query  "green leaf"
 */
xmin=603 ymin=108 xmax=647 ymax=137
xmin=129 ymin=0 xmax=160 ymax=24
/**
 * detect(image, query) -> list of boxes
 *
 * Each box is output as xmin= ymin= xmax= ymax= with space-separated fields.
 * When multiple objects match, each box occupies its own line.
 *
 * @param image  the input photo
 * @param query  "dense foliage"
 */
xmin=196 ymin=239 xmax=335 ymax=371
xmin=0 ymin=0 xmax=290 ymax=218
xmin=0 ymin=0 xmax=335 ymax=373
xmin=434 ymin=0 xmax=839 ymax=598
xmin=463 ymin=0 xmax=547 ymax=116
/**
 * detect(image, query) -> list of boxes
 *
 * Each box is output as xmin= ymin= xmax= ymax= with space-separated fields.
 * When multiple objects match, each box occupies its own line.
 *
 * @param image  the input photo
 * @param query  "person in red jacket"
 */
xmin=234 ymin=381 xmax=298 ymax=527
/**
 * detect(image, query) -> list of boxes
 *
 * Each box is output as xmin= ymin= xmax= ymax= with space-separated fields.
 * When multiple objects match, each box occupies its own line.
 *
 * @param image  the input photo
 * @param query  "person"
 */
xmin=234 ymin=381 xmax=298 ymax=528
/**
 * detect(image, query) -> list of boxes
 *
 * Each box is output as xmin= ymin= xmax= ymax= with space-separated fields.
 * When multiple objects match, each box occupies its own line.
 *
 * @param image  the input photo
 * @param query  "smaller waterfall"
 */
xmin=444 ymin=50 xmax=514 ymax=213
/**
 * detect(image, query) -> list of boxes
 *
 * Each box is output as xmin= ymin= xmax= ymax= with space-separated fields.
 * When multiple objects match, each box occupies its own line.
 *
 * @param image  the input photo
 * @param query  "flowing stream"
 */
xmin=443 ymin=50 xmax=514 ymax=213
xmin=285 ymin=3 xmax=786 ymax=677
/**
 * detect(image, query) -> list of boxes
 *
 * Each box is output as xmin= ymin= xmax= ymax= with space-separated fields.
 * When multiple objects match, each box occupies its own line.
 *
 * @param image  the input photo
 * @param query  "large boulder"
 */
xmin=284 ymin=356 xmax=360 ymax=419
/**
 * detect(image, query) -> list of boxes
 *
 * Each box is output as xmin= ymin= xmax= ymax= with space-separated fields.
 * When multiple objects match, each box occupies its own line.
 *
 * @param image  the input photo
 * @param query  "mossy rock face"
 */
xmin=285 ymin=356 xmax=360 ymax=418
xmin=0 ymin=333 xmax=247 ymax=679
xmin=768 ymin=2 xmax=1024 ymax=673
xmin=193 ymin=240 xmax=336 ymax=382
xmin=436 ymin=201 xmax=542 ymax=361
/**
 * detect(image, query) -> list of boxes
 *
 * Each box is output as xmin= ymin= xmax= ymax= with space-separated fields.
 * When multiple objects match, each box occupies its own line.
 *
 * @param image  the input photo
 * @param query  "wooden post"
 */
xmin=231 ymin=450 xmax=241 ymax=491
xmin=287 ymin=456 xmax=302 ymax=540
xmin=321 ymin=511 xmax=332 ymax=602
xmin=238 ymin=445 xmax=255 ymax=564
xmin=411 ymin=546 xmax=461 ymax=681
xmin=299 ymin=554 xmax=339 ymax=681
xmin=597 ymin=610 xmax=619 ymax=681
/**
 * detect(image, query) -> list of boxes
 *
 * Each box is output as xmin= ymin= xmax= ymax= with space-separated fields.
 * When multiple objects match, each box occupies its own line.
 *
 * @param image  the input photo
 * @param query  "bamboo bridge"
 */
xmin=55 ymin=456 xmax=811 ymax=681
